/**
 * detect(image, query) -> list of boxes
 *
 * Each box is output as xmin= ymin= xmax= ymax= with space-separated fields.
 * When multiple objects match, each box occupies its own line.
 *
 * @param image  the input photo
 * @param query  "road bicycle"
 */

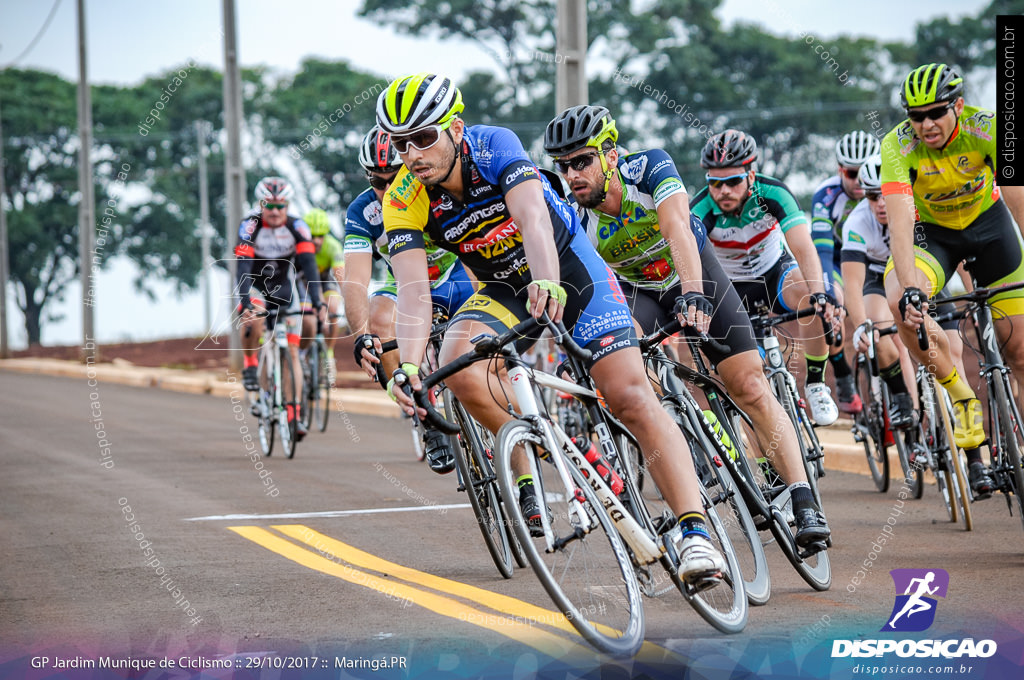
xmin=638 ymin=321 xmax=770 ymax=605
xmin=928 ymin=278 xmax=1024 ymax=534
xmin=246 ymin=308 xmax=300 ymax=459
xmin=644 ymin=316 xmax=831 ymax=593
xmin=411 ymin=314 xmax=747 ymax=656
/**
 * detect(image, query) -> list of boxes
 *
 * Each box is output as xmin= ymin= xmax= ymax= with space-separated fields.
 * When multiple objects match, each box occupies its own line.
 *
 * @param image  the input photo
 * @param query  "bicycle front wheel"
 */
xmin=854 ymin=358 xmax=889 ymax=492
xmin=935 ymin=380 xmax=973 ymax=531
xmin=446 ymin=391 xmax=515 ymax=579
xmin=256 ymin=352 xmax=275 ymax=457
xmin=278 ymin=345 xmax=298 ymax=459
xmin=495 ymin=419 xmax=644 ymax=657
xmin=315 ymin=342 xmax=331 ymax=432
xmin=992 ymin=375 xmax=1024 ymax=534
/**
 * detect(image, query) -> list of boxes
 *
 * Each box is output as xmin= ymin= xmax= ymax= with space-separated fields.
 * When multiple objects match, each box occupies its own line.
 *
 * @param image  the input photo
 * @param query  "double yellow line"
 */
xmin=229 ymin=524 xmax=673 ymax=661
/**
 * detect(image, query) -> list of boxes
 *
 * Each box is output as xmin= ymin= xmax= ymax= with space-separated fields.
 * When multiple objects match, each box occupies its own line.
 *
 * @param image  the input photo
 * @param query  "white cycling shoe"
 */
xmin=804 ymin=382 xmax=839 ymax=426
xmin=667 ymin=530 xmax=726 ymax=582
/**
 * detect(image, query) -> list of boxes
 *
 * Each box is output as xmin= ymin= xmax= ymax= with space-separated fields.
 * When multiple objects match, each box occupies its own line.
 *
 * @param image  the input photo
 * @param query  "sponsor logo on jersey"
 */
xmin=504 ymin=164 xmax=537 ymax=185
xmin=963 ymin=111 xmax=994 ymax=140
xmin=443 ymin=201 xmax=507 ymax=241
xmin=600 ymin=335 xmax=615 ymax=347
xmin=388 ymin=232 xmax=414 ymax=252
xmin=363 ymin=202 xmax=383 ymax=225
xmin=430 ymin=194 xmax=454 ymax=218
xmin=620 ymin=155 xmax=648 ymax=181
xmin=458 ymin=219 xmax=522 ymax=257
xmin=598 ymin=208 xmax=650 ymax=240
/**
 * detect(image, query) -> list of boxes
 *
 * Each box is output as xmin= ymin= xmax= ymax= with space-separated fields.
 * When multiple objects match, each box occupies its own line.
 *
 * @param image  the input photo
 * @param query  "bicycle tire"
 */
xmin=669 ymin=486 xmax=749 ymax=633
xmin=935 ymin=381 xmax=973 ymax=531
xmin=301 ymin=344 xmax=316 ymax=431
xmin=495 ymin=419 xmax=645 ymax=657
xmin=663 ymin=398 xmax=770 ymax=607
xmin=316 ymin=341 xmax=331 ymax=432
xmin=918 ymin=371 xmax=958 ymax=523
xmin=278 ymin=345 xmax=298 ymax=459
xmin=256 ymin=352 xmax=275 ymax=457
xmin=854 ymin=358 xmax=889 ymax=492
xmin=446 ymin=391 xmax=515 ymax=579
xmin=992 ymin=375 xmax=1024 ymax=534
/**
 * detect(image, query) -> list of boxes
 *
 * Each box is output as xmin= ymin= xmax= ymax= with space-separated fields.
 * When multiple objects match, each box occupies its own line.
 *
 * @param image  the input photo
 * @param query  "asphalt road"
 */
xmin=2 ymin=371 xmax=1023 ymax=679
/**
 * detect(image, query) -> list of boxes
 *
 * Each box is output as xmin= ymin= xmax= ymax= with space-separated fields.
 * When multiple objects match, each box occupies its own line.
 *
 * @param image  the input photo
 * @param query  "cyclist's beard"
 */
xmin=411 ymin=140 xmax=458 ymax=188
xmin=572 ymin=178 xmax=605 ymax=209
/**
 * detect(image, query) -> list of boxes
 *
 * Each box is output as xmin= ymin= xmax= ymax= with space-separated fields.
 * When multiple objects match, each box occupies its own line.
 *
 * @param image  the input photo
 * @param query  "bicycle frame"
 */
xmin=505 ymin=362 xmax=665 ymax=566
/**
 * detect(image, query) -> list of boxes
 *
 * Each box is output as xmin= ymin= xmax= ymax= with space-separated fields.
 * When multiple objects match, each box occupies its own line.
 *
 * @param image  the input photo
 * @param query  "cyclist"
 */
xmin=841 ymin=154 xmax=916 ymax=427
xmin=543 ymin=105 xmax=831 ymax=548
xmin=342 ymin=124 xmax=475 ymax=472
xmin=883 ymin=63 xmax=1024 ymax=498
xmin=236 ymin=177 xmax=324 ymax=438
xmin=303 ymin=208 xmax=345 ymax=383
xmin=810 ymin=130 xmax=881 ymax=414
xmin=690 ymin=130 xmax=840 ymax=427
xmin=378 ymin=72 xmax=726 ymax=580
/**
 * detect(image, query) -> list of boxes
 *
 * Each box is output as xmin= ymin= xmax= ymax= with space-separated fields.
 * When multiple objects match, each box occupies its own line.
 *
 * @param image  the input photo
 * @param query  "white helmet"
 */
xmin=254 ymin=177 xmax=294 ymax=202
xmin=835 ymin=131 xmax=880 ymax=167
xmin=857 ymin=153 xmax=883 ymax=192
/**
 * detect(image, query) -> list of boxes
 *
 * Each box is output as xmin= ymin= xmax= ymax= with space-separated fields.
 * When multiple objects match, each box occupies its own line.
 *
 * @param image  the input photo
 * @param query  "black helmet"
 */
xmin=544 ymin=105 xmax=619 ymax=157
xmin=701 ymin=129 xmax=757 ymax=169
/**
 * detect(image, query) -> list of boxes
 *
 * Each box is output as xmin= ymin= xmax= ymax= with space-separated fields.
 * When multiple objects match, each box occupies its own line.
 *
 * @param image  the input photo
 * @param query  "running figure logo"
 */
xmin=882 ymin=568 xmax=949 ymax=632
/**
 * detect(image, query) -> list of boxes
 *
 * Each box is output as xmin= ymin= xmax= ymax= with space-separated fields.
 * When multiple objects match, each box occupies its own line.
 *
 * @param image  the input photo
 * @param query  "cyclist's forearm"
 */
xmin=296 ymin=252 xmax=322 ymax=307
xmin=657 ymin=194 xmax=702 ymax=293
xmin=507 ymin=181 xmax=560 ymax=282
xmin=342 ymin=255 xmax=373 ymax=334
xmin=841 ymin=262 xmax=868 ymax=326
xmin=785 ymin=225 xmax=827 ymax=295
xmin=235 ymin=257 xmax=254 ymax=300
xmin=396 ymin=280 xmax=431 ymax=367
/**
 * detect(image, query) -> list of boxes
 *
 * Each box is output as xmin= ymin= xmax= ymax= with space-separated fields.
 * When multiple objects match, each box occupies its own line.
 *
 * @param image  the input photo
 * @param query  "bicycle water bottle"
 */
xmin=703 ymin=410 xmax=739 ymax=461
xmin=572 ymin=436 xmax=623 ymax=495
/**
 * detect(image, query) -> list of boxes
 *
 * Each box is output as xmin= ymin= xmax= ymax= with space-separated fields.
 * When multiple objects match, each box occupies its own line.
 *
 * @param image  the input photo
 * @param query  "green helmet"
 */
xmin=900 ymin=63 xmax=963 ymax=109
xmin=376 ymin=73 xmax=464 ymax=135
xmin=304 ymin=209 xmax=330 ymax=237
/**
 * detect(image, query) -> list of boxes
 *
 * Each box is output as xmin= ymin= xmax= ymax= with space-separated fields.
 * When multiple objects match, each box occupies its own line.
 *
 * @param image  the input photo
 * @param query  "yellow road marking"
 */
xmin=276 ymin=524 xmax=673 ymax=661
xmin=228 ymin=526 xmax=592 ymax=659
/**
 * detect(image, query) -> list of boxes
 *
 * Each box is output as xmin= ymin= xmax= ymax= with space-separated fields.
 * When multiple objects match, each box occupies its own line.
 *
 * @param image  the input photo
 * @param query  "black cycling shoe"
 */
xmin=888 ymin=392 xmax=917 ymax=430
xmin=968 ymin=461 xmax=994 ymax=500
xmin=242 ymin=366 xmax=259 ymax=391
xmin=794 ymin=507 xmax=831 ymax=552
xmin=518 ymin=483 xmax=550 ymax=537
xmin=422 ymin=426 xmax=456 ymax=474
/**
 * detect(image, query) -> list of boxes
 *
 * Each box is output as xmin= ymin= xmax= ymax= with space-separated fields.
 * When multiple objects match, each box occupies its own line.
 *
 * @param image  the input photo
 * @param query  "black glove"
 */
xmin=239 ymin=296 xmax=253 ymax=312
xmin=898 ymin=287 xmax=927 ymax=320
xmin=674 ymin=291 xmax=714 ymax=321
xmin=353 ymin=333 xmax=379 ymax=366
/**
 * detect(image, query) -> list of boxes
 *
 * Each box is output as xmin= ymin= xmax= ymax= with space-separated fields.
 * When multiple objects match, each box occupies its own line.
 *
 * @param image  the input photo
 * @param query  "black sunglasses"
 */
xmin=554 ymin=152 xmax=601 ymax=174
xmin=367 ymin=172 xmax=397 ymax=190
xmin=907 ymin=102 xmax=955 ymax=123
xmin=865 ymin=191 xmax=882 ymax=202
xmin=705 ymin=172 xmax=748 ymax=189
xmin=840 ymin=167 xmax=860 ymax=180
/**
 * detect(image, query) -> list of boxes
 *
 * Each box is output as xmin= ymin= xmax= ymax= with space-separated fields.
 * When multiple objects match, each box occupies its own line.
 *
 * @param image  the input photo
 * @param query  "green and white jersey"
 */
xmin=576 ymin=149 xmax=706 ymax=291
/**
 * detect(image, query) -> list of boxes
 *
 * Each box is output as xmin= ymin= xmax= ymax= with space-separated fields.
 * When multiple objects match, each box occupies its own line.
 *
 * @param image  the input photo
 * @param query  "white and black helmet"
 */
xmin=358 ymin=125 xmax=402 ymax=172
xmin=835 ymin=131 xmax=880 ymax=167
xmin=857 ymin=153 xmax=883 ymax=192
xmin=254 ymin=176 xmax=294 ymax=202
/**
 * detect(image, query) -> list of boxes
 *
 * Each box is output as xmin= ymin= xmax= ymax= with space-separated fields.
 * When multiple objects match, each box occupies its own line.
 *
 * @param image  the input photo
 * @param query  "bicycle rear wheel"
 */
xmin=854 ymin=358 xmax=889 ymax=492
xmin=446 ymin=391 xmax=515 ymax=579
xmin=278 ymin=345 xmax=298 ymax=459
xmin=315 ymin=341 xmax=331 ymax=432
xmin=495 ymin=419 xmax=644 ymax=657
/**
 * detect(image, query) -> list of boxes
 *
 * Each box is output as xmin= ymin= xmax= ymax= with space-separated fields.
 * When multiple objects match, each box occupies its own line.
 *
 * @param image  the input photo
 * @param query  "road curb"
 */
xmin=2 ymin=357 xmax=902 ymax=481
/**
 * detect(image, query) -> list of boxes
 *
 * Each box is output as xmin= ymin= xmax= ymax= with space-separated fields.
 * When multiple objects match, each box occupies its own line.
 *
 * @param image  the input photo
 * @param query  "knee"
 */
xmin=604 ymin=381 xmax=660 ymax=425
xmin=725 ymin=370 xmax=774 ymax=413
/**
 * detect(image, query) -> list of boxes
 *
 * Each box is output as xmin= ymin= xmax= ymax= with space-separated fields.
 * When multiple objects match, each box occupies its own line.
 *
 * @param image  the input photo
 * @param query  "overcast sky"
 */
xmin=0 ymin=0 xmax=992 ymax=348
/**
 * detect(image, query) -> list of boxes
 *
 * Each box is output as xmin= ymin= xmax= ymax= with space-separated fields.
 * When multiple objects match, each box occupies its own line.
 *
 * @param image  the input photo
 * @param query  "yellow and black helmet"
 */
xmin=544 ymin=105 xmax=618 ymax=157
xmin=376 ymin=73 xmax=464 ymax=135
xmin=900 ymin=63 xmax=964 ymax=109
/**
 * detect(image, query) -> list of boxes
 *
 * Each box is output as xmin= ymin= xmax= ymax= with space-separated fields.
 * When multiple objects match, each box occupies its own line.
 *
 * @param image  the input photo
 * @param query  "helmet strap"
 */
xmin=596 ymin=150 xmax=614 ymax=204
xmin=434 ymin=128 xmax=461 ymax=185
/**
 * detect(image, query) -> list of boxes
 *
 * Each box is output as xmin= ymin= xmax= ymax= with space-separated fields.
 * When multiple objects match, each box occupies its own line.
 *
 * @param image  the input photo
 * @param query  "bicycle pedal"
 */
xmin=798 ymin=541 xmax=828 ymax=560
xmin=573 ymin=488 xmax=586 ymax=503
xmin=684 ymin=572 xmax=723 ymax=593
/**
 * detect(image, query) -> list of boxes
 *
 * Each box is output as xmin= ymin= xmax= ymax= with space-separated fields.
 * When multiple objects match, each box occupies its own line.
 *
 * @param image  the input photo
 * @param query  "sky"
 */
xmin=0 ymin=0 xmax=992 ymax=348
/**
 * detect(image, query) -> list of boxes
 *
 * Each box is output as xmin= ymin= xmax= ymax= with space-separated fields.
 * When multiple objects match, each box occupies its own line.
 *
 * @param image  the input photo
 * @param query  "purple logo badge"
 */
xmin=882 ymin=568 xmax=949 ymax=632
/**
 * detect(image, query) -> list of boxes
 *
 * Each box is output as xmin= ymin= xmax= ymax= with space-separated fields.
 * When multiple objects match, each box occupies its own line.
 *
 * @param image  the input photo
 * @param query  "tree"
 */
xmin=1 ymin=69 xmax=80 ymax=345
